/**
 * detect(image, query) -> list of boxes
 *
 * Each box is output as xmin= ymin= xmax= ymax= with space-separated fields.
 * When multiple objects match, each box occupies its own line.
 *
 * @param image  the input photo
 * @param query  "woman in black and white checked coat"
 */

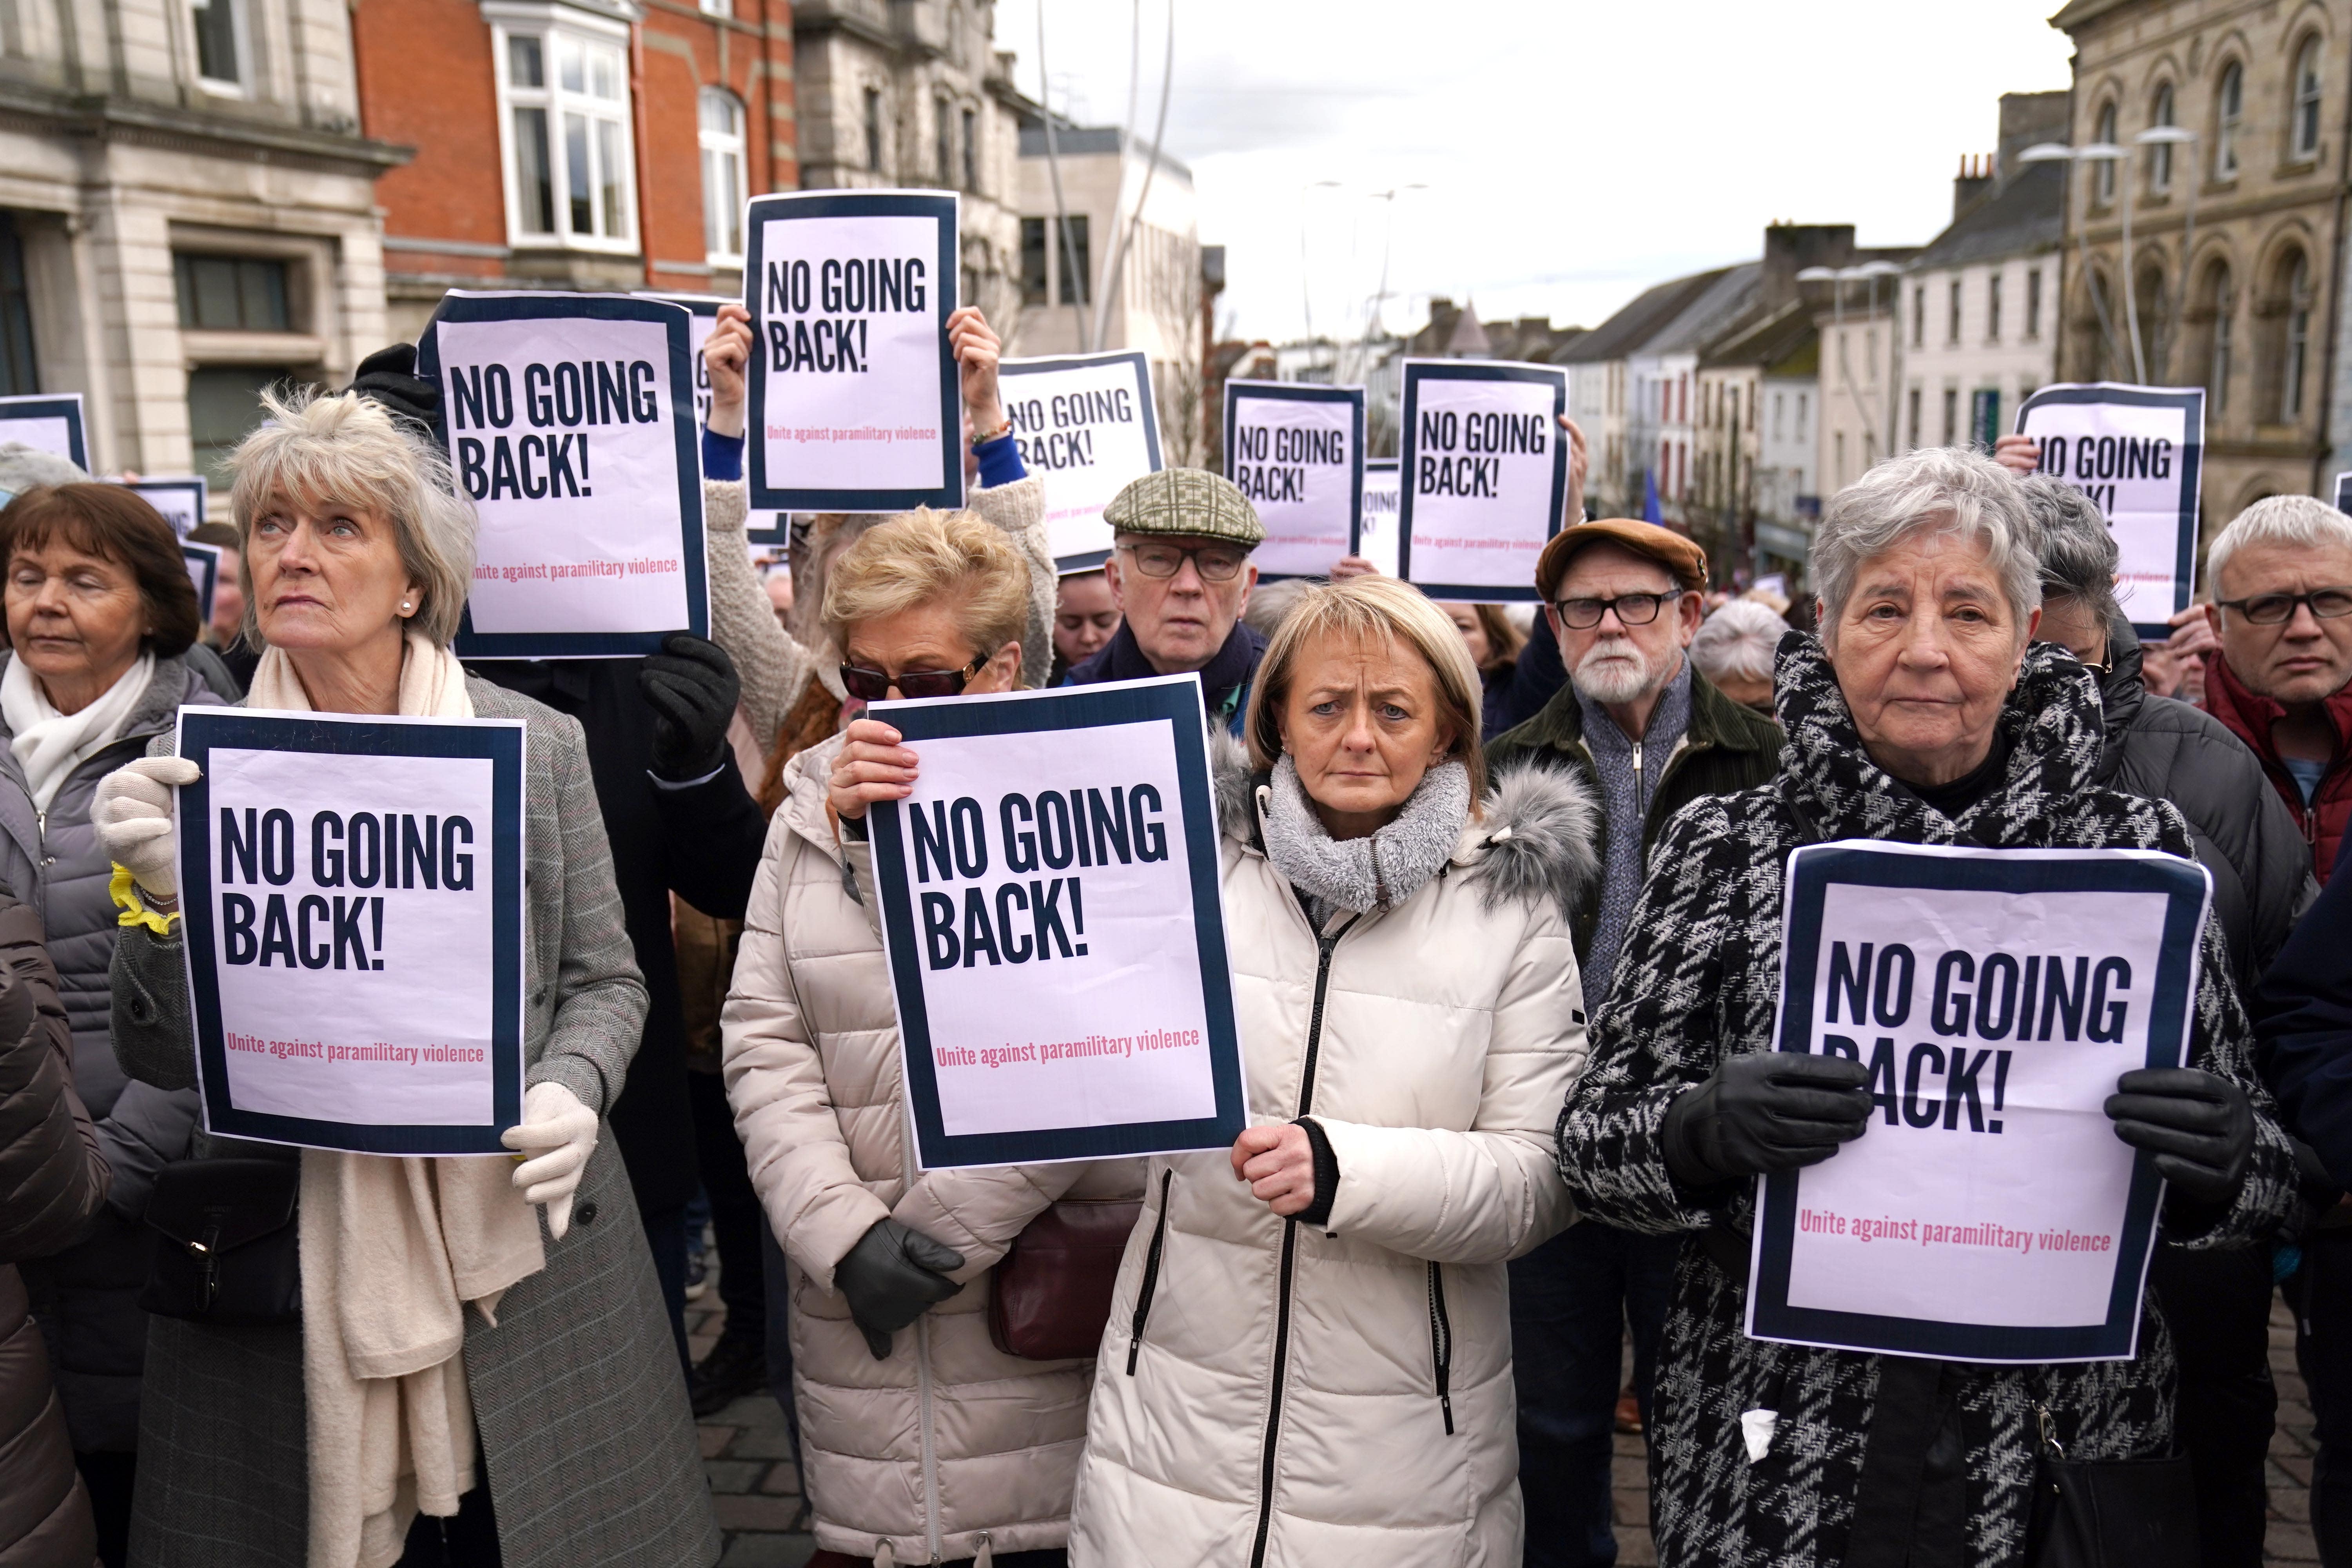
xmin=1559 ymin=446 xmax=2299 ymax=1568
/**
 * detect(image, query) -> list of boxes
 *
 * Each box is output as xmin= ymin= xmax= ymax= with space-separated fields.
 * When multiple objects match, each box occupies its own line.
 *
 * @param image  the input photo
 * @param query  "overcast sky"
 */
xmin=991 ymin=0 xmax=2078 ymax=346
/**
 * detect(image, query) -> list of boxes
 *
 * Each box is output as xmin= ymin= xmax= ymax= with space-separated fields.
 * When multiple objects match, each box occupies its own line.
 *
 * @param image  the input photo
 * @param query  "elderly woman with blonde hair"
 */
xmin=724 ymin=505 xmax=1139 ymax=1568
xmin=1066 ymin=576 xmax=1600 ymax=1566
xmin=92 ymin=387 xmax=719 ymax=1568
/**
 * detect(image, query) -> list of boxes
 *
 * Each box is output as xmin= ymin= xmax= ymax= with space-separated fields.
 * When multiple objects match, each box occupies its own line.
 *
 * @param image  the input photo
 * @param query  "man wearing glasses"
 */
xmin=1484 ymin=519 xmax=1782 ymax=1568
xmin=1063 ymin=468 xmax=1266 ymax=735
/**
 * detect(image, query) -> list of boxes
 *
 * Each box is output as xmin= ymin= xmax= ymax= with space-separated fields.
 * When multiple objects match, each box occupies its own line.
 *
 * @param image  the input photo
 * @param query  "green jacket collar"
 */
xmin=1510 ymin=660 xmax=1779 ymax=761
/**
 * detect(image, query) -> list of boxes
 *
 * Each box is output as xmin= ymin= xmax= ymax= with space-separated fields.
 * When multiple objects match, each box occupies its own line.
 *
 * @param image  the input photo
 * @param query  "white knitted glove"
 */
xmin=92 ymin=757 xmax=201 ymax=898
xmin=501 ymin=1081 xmax=599 ymax=1240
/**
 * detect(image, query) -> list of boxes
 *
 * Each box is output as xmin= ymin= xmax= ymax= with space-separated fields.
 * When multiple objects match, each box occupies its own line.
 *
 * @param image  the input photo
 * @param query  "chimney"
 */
xmin=1762 ymin=223 xmax=1858 ymax=307
xmin=1953 ymin=153 xmax=1996 ymax=221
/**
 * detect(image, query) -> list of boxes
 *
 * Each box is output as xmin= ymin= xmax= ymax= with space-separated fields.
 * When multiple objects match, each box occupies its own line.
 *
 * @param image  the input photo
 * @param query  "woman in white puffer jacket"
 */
xmin=1068 ymin=577 xmax=1599 ymax=1568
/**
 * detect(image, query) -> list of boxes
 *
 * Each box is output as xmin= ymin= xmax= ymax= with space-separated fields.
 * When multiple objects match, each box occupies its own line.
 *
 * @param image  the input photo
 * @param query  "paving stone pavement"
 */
xmin=690 ymin=1245 xmax=2325 ymax=1568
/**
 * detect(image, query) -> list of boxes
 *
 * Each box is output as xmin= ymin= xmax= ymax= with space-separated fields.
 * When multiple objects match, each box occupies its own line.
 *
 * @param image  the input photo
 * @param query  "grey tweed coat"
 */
xmin=106 ymin=677 xmax=721 ymax=1568
xmin=1559 ymin=636 xmax=2300 ymax=1568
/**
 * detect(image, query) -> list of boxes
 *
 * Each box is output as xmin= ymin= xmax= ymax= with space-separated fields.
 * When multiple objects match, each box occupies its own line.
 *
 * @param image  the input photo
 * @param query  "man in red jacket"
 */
xmin=2196 ymin=494 xmax=2352 ymax=883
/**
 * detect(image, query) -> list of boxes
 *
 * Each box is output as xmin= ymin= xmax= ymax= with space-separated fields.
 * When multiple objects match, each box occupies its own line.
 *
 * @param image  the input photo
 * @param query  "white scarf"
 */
xmin=2 ymin=648 xmax=155 ymax=812
xmin=250 ymin=635 xmax=549 ymax=1568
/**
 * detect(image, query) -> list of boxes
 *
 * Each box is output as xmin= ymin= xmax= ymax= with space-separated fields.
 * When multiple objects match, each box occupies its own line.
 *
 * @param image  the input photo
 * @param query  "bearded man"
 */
xmin=1485 ymin=519 xmax=1782 ymax=1568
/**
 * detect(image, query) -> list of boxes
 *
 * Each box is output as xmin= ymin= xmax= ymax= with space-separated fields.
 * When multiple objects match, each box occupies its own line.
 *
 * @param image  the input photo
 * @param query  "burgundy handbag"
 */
xmin=987 ymin=1198 xmax=1143 ymax=1360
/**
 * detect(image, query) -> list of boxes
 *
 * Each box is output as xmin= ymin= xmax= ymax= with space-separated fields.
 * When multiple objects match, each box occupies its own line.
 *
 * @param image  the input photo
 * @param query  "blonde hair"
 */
xmin=1245 ymin=575 xmax=1487 ymax=799
xmin=823 ymin=508 xmax=1030 ymax=662
xmin=228 ymin=387 xmax=477 ymax=649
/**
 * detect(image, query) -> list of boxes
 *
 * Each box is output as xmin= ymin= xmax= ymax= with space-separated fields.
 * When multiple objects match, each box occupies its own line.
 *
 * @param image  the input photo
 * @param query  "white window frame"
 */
xmin=2294 ymin=37 xmax=2324 ymax=162
xmin=700 ymin=87 xmax=746 ymax=267
xmin=487 ymin=4 xmax=639 ymax=254
xmin=699 ymin=0 xmax=730 ymax=14
xmin=188 ymin=0 xmax=252 ymax=96
xmin=2217 ymin=62 xmax=2244 ymax=179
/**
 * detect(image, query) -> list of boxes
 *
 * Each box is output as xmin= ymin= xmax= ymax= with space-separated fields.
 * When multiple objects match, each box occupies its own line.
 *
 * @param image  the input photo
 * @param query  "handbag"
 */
xmin=987 ymin=1198 xmax=1142 ymax=1361
xmin=138 ymin=1158 xmax=302 ymax=1326
xmin=2025 ymin=1402 xmax=2198 ymax=1568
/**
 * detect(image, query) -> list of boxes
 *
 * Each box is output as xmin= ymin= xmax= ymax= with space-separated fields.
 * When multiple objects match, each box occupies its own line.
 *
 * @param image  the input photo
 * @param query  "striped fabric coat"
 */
xmin=105 ymin=678 xmax=720 ymax=1568
xmin=1558 ymin=635 xmax=2300 ymax=1568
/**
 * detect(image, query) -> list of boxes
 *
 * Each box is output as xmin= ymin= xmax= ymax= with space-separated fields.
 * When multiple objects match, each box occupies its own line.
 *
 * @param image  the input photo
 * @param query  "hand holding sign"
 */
xmin=948 ymin=306 xmax=1007 ymax=440
xmin=705 ymin=303 xmax=751 ymax=439
xmin=94 ymin=756 xmax=201 ymax=898
xmin=1661 ymin=1051 xmax=1873 ymax=1187
xmin=2106 ymin=1067 xmax=2254 ymax=1205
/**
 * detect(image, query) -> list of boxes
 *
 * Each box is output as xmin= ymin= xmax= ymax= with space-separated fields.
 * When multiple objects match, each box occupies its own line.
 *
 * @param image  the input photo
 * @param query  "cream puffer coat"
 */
xmin=724 ymin=731 xmax=1140 ymax=1565
xmin=1067 ymin=751 xmax=1599 ymax=1568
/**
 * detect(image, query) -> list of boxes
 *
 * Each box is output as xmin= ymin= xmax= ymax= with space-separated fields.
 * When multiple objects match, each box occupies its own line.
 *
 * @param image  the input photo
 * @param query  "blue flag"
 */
xmin=1643 ymin=468 xmax=1663 ymax=524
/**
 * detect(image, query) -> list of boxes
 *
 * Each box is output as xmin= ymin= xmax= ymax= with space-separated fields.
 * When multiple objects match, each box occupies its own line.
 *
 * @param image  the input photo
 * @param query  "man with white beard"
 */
xmin=1486 ymin=518 xmax=1783 ymax=1568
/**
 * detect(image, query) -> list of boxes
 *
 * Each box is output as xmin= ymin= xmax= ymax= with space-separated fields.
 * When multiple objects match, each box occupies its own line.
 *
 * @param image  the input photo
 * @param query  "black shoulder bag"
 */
xmin=138 ymin=1158 xmax=302 ymax=1326
xmin=2025 ymin=1401 xmax=2197 ymax=1567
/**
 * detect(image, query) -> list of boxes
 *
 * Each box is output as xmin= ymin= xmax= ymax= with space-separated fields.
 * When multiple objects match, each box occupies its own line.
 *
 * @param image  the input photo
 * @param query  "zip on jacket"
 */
xmin=1125 ymin=1169 xmax=1174 ymax=1375
xmin=1248 ymin=915 xmax=1357 ymax=1568
xmin=1427 ymin=1263 xmax=1454 ymax=1436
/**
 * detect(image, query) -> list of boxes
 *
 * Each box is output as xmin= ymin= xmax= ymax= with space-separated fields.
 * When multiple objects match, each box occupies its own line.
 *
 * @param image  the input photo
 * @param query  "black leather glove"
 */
xmin=345 ymin=343 xmax=440 ymax=436
xmin=833 ymin=1218 xmax=965 ymax=1360
xmin=2107 ymin=1067 xmax=2254 ymax=1207
xmin=638 ymin=634 xmax=740 ymax=781
xmin=1660 ymin=1051 xmax=1874 ymax=1189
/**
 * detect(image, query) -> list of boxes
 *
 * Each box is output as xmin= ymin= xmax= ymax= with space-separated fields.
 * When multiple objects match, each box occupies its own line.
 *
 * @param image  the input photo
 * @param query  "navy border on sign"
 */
xmin=181 ymin=542 xmax=220 ymax=625
xmin=418 ymin=290 xmax=710 ymax=659
xmin=1000 ymin=348 xmax=1163 ymax=572
xmin=1223 ymin=379 xmax=1366 ymax=582
xmin=175 ymin=709 xmax=527 ymax=1155
xmin=1396 ymin=361 xmax=1567 ymax=603
xmin=743 ymin=190 xmax=962 ymax=514
xmin=866 ymin=679 xmax=1244 ymax=1169
xmin=2014 ymin=383 xmax=2205 ymax=643
xmin=1748 ymin=843 xmax=2209 ymax=1362
xmin=0 ymin=394 xmax=88 ymax=471
xmin=120 ymin=478 xmax=207 ymax=536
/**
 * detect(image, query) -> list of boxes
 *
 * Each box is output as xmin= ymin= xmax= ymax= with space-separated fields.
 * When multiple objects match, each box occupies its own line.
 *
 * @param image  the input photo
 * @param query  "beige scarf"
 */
xmin=250 ymin=635 xmax=548 ymax=1568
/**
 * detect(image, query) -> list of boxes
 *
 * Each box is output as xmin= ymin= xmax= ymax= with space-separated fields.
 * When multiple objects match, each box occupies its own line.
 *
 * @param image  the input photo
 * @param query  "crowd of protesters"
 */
xmin=2 ymin=291 xmax=2352 ymax=1568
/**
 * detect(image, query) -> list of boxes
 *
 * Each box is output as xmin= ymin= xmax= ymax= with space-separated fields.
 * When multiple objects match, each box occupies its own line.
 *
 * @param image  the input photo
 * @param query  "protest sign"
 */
xmin=1397 ymin=360 xmax=1567 ymax=601
xmin=2016 ymin=384 xmax=2204 ymax=639
xmin=183 ymin=541 xmax=221 ymax=624
xmin=2334 ymin=470 xmax=2351 ymax=515
xmin=1354 ymin=458 xmax=1402 ymax=577
xmin=1000 ymin=350 xmax=1162 ymax=571
xmin=1747 ymin=840 xmax=2211 ymax=1363
xmin=632 ymin=290 xmax=728 ymax=430
xmin=418 ymin=290 xmax=707 ymax=659
xmin=0 ymin=393 xmax=86 ymax=472
xmin=746 ymin=190 xmax=961 ymax=514
xmin=866 ymin=675 xmax=1245 ymax=1168
xmin=119 ymin=477 xmax=206 ymax=539
xmin=174 ymin=708 xmax=526 ymax=1155
xmin=1224 ymin=381 xmax=1363 ymax=580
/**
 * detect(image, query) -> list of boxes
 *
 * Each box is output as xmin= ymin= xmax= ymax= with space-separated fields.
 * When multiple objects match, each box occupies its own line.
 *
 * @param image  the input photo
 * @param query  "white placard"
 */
xmin=2016 ymin=384 xmax=2204 ymax=636
xmin=182 ymin=541 xmax=221 ymax=624
xmin=1356 ymin=459 xmax=1401 ymax=577
xmin=1224 ymin=381 xmax=1364 ymax=580
xmin=1747 ymin=840 xmax=2210 ymax=1363
xmin=746 ymin=190 xmax=961 ymax=512
xmin=419 ymin=290 xmax=706 ymax=658
xmin=0 ymin=393 xmax=87 ymax=474
xmin=1397 ymin=360 xmax=1567 ymax=602
xmin=174 ymin=709 xmax=528 ymax=1154
xmin=119 ymin=477 xmax=206 ymax=539
xmin=1001 ymin=350 xmax=1163 ymax=570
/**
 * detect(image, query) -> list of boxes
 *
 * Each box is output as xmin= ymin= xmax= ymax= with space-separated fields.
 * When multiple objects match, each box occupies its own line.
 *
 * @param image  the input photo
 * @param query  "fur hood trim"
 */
xmin=1209 ymin=732 xmax=1600 ymax=918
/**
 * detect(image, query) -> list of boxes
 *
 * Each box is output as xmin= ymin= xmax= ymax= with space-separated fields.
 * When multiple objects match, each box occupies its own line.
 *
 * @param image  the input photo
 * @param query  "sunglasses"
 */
xmin=838 ymin=654 xmax=987 ymax=702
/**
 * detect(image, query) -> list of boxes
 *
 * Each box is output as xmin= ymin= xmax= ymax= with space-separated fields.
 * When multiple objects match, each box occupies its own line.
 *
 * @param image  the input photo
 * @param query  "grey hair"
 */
xmin=227 ymin=385 xmax=478 ymax=649
xmin=2017 ymin=475 xmax=2122 ymax=626
xmin=2206 ymin=494 xmax=2352 ymax=600
xmin=1689 ymin=599 xmax=1789 ymax=685
xmin=1812 ymin=445 xmax=2043 ymax=639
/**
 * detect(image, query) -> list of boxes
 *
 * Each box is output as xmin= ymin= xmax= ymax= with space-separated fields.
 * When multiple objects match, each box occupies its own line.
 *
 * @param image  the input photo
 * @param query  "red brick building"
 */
xmin=352 ymin=0 xmax=797 ymax=343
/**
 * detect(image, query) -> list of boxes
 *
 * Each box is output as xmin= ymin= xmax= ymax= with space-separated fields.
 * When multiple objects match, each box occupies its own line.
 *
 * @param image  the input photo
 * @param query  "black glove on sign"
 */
xmin=639 ymin=633 xmax=742 ymax=782
xmin=1661 ymin=1051 xmax=1875 ymax=1190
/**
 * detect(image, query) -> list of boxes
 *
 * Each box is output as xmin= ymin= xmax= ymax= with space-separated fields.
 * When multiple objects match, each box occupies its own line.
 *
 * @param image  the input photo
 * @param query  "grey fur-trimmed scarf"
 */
xmin=1261 ymin=753 xmax=1471 ymax=920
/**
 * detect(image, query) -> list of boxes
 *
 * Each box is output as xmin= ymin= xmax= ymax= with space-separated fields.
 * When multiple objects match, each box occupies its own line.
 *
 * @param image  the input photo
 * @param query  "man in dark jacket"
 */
xmin=1486 ymin=518 xmax=1782 ymax=1568
xmin=2026 ymin=475 xmax=2317 ymax=1568
xmin=1063 ymin=468 xmax=1266 ymax=735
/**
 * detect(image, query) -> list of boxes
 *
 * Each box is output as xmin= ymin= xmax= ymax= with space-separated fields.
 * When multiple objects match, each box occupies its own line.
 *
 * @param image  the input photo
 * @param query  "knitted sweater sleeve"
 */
xmin=702 ymin=477 xmax=819 ymax=751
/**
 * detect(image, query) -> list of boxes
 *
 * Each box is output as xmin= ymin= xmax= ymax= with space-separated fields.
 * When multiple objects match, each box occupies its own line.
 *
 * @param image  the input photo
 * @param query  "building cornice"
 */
xmin=2048 ymin=0 xmax=2135 ymax=33
xmin=0 ymin=80 xmax=413 ymax=178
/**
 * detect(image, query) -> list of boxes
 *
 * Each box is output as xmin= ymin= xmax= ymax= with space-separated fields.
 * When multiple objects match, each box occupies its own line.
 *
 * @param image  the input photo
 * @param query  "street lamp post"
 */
xmin=2137 ymin=125 xmax=2200 ymax=371
xmin=2021 ymin=140 xmax=2137 ymax=381
xmin=1299 ymin=180 xmax=1339 ymax=376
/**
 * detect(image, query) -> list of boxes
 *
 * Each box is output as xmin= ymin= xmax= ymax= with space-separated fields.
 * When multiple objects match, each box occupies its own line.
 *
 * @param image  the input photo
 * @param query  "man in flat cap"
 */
xmin=1064 ymin=468 xmax=1266 ymax=735
xmin=1485 ymin=519 xmax=1783 ymax=1568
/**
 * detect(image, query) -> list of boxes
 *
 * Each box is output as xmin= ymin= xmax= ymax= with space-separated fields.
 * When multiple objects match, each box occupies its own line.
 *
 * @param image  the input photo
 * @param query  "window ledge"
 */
xmin=507 ymin=235 xmax=642 ymax=257
xmin=181 ymin=330 xmax=325 ymax=366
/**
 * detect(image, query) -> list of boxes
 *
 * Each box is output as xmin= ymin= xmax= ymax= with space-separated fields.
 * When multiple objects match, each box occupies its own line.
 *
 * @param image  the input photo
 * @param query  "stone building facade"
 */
xmin=0 ymin=0 xmax=403 ymax=481
xmin=2053 ymin=0 xmax=2351 ymax=529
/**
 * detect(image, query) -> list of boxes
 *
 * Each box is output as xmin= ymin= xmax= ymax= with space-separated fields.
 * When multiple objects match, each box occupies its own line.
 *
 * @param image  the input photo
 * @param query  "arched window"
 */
xmin=2217 ymin=62 xmax=2244 ymax=176
xmin=2085 ymin=268 xmax=2118 ymax=382
xmin=2136 ymin=262 xmax=2171 ymax=379
xmin=2285 ymin=251 xmax=2314 ymax=419
xmin=2206 ymin=264 xmax=2234 ymax=413
xmin=2095 ymin=101 xmax=2119 ymax=201
xmin=699 ymin=87 xmax=746 ymax=262
xmin=2149 ymin=82 xmax=2176 ymax=191
xmin=2294 ymin=37 xmax=2325 ymax=160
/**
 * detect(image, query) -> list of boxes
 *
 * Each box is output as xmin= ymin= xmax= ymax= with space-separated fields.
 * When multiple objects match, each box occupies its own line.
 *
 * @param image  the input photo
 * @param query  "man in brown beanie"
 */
xmin=1486 ymin=519 xmax=1782 ymax=1568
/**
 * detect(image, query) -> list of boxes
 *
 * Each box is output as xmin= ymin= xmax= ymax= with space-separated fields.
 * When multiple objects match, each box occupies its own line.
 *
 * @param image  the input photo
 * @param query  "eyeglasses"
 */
xmin=838 ymin=655 xmax=986 ymax=702
xmin=1552 ymin=590 xmax=1684 ymax=630
xmin=2214 ymin=588 xmax=2352 ymax=627
xmin=1118 ymin=542 xmax=1250 ymax=582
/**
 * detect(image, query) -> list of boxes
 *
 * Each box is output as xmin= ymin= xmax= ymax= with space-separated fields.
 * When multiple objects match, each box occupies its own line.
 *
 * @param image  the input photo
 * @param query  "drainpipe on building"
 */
xmin=632 ymin=23 xmax=656 ymax=287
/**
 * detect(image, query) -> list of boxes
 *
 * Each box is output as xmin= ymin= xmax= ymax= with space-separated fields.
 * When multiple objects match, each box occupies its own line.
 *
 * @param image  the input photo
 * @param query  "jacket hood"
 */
xmin=1211 ymin=731 xmax=1600 ymax=918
